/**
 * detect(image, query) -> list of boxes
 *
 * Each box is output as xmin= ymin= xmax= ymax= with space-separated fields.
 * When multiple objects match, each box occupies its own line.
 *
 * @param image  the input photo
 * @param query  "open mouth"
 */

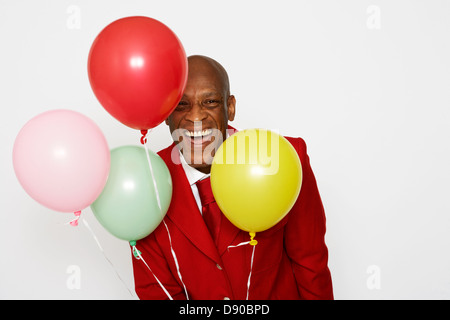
xmin=183 ymin=129 xmax=213 ymax=145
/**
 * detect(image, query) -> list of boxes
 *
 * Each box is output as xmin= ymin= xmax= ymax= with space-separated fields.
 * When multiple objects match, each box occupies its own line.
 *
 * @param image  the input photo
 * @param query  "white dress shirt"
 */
xmin=179 ymin=149 xmax=210 ymax=215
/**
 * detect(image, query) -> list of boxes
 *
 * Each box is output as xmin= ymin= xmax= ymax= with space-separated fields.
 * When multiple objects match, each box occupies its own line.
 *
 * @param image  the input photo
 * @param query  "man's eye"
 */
xmin=176 ymin=101 xmax=189 ymax=110
xmin=204 ymin=100 xmax=220 ymax=106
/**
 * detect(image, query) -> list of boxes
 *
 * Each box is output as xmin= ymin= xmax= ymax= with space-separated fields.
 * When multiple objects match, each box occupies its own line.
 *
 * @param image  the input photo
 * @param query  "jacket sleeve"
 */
xmin=284 ymin=138 xmax=334 ymax=300
xmin=132 ymin=230 xmax=187 ymax=300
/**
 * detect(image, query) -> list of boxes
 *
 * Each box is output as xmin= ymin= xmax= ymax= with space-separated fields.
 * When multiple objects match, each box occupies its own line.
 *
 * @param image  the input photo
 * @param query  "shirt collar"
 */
xmin=179 ymin=149 xmax=210 ymax=186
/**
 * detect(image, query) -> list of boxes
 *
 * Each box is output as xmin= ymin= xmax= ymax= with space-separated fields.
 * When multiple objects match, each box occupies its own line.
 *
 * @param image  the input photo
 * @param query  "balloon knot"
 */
xmin=140 ymin=129 xmax=148 ymax=145
xmin=249 ymin=232 xmax=258 ymax=246
xmin=130 ymin=241 xmax=141 ymax=259
xmin=69 ymin=211 xmax=82 ymax=227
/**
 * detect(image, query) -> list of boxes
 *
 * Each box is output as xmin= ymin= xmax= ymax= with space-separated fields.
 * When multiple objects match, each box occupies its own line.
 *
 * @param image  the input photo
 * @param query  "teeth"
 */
xmin=185 ymin=129 xmax=212 ymax=137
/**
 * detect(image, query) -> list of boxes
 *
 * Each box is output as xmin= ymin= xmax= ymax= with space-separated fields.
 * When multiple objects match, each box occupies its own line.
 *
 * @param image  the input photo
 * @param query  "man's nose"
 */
xmin=185 ymin=103 xmax=207 ymax=122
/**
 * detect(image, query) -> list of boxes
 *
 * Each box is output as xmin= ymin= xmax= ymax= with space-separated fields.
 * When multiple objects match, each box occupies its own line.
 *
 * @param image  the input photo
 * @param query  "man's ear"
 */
xmin=227 ymin=95 xmax=236 ymax=121
xmin=165 ymin=117 xmax=170 ymax=125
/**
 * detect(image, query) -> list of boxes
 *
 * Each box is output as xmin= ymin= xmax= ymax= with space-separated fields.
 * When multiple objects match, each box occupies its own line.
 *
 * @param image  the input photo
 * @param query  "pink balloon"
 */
xmin=13 ymin=110 xmax=110 ymax=213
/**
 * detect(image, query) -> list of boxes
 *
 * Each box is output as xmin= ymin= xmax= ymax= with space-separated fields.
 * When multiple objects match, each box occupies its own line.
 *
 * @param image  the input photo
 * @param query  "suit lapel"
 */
xmin=159 ymin=144 xmax=222 ymax=264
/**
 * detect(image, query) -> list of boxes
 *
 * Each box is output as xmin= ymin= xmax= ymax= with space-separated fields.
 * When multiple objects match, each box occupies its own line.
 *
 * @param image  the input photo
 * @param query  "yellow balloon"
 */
xmin=211 ymin=129 xmax=302 ymax=234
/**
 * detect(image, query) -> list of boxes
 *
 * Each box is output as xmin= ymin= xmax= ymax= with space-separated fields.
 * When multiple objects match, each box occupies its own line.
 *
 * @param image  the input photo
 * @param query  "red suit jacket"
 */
xmin=132 ymin=134 xmax=333 ymax=300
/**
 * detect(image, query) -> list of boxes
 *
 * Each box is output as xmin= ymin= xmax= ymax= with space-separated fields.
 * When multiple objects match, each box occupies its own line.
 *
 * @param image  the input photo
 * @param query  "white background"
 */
xmin=1 ymin=0 xmax=449 ymax=299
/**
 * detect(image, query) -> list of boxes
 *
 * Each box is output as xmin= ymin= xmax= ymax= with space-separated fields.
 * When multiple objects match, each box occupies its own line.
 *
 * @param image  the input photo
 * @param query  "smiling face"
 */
xmin=166 ymin=55 xmax=236 ymax=173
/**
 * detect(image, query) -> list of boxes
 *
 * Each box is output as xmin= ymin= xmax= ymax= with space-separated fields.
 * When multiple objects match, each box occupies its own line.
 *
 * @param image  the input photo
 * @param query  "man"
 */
xmin=132 ymin=55 xmax=333 ymax=300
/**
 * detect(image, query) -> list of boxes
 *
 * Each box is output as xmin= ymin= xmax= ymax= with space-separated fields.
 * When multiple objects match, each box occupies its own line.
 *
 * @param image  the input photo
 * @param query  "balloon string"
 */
xmin=227 ymin=241 xmax=250 ymax=249
xmin=162 ymin=220 xmax=189 ymax=300
xmin=130 ymin=241 xmax=173 ymax=300
xmin=227 ymin=232 xmax=257 ymax=300
xmin=141 ymin=130 xmax=162 ymax=210
xmin=81 ymin=218 xmax=136 ymax=298
xmin=246 ymin=244 xmax=256 ymax=300
xmin=140 ymin=130 xmax=189 ymax=300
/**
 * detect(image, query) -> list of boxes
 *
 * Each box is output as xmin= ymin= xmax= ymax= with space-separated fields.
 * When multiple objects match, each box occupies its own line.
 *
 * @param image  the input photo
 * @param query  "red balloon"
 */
xmin=88 ymin=16 xmax=188 ymax=130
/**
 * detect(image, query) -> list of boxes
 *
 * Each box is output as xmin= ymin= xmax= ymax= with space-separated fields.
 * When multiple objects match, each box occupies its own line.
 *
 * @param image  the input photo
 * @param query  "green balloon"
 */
xmin=91 ymin=145 xmax=172 ymax=241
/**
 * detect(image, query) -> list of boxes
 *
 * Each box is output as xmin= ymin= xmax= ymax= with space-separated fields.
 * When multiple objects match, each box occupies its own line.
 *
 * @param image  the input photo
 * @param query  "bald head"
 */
xmin=187 ymin=55 xmax=230 ymax=97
